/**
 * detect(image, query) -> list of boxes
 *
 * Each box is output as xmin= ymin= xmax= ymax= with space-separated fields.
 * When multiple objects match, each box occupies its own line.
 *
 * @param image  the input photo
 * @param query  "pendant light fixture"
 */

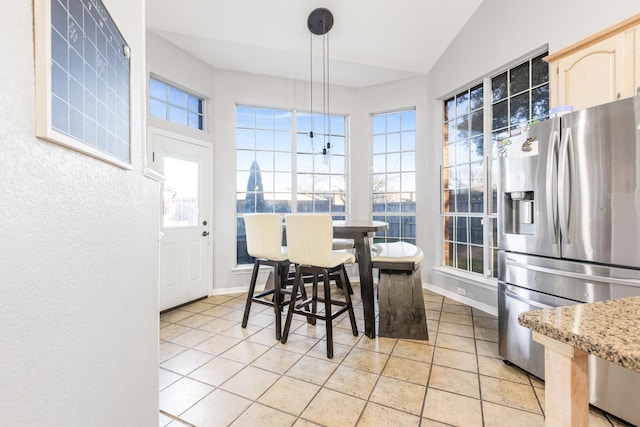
xmin=307 ymin=7 xmax=333 ymax=155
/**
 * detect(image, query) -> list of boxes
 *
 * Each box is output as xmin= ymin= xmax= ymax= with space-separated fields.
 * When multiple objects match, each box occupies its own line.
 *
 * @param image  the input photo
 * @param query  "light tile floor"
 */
xmin=159 ymin=285 xmax=633 ymax=427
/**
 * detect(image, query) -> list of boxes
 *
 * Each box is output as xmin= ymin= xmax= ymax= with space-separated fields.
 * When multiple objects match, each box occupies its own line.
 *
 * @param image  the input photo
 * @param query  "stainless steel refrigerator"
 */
xmin=498 ymin=95 xmax=640 ymax=425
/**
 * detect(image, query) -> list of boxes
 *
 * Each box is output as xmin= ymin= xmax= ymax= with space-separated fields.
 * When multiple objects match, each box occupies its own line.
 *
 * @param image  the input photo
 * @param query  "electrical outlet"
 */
xmin=457 ymin=287 xmax=466 ymax=296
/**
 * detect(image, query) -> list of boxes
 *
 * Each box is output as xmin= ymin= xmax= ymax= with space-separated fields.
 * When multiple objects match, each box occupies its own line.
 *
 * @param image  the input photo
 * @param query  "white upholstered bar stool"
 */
xmin=241 ymin=213 xmax=294 ymax=341
xmin=281 ymin=214 xmax=358 ymax=358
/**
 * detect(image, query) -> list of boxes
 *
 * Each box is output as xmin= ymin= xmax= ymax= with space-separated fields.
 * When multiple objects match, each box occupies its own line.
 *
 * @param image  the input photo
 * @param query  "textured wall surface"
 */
xmin=0 ymin=1 xmax=159 ymax=425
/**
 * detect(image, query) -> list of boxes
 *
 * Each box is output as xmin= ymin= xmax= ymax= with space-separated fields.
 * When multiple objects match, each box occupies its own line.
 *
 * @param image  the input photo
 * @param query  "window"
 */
xmin=236 ymin=105 xmax=347 ymax=264
xmin=443 ymin=85 xmax=485 ymax=274
xmin=149 ymin=77 xmax=204 ymax=130
xmin=372 ymin=109 xmax=416 ymax=244
xmin=442 ymin=52 xmax=548 ymax=278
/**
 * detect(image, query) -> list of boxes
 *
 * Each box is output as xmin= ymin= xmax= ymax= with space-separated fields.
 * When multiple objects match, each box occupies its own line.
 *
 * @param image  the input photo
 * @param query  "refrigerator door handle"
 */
xmin=505 ymin=257 xmax=640 ymax=287
xmin=504 ymin=286 xmax=553 ymax=310
xmin=545 ymin=129 xmax=559 ymax=240
xmin=558 ymin=127 xmax=573 ymax=244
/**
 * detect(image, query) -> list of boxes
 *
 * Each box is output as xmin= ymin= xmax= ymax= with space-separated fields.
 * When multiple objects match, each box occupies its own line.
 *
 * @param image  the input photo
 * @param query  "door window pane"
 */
xmin=163 ymin=157 xmax=199 ymax=227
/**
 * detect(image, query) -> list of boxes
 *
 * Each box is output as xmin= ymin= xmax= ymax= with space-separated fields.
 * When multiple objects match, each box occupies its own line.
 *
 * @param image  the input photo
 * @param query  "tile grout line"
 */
xmin=417 ymin=293 xmax=444 ymax=426
xmin=471 ymin=307 xmax=487 ymax=427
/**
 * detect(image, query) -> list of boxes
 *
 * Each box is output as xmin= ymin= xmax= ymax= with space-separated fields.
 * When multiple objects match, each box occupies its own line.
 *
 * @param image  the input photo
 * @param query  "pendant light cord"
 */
xmin=323 ymin=30 xmax=327 ymax=154
xmin=310 ymin=35 xmax=314 ymax=140
xmin=307 ymin=7 xmax=333 ymax=155
xmin=326 ymin=28 xmax=331 ymax=152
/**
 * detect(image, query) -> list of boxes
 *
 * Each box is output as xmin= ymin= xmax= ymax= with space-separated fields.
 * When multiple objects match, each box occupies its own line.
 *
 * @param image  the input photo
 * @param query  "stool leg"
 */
xmin=281 ymin=266 xmax=303 ymax=344
xmin=242 ymin=260 xmax=261 ymax=328
xmin=309 ymin=273 xmax=318 ymax=325
xmin=273 ymin=263 xmax=282 ymax=341
xmin=297 ymin=266 xmax=310 ymax=315
xmin=323 ymin=268 xmax=333 ymax=358
xmin=340 ymin=265 xmax=358 ymax=336
xmin=346 ymin=273 xmax=354 ymax=295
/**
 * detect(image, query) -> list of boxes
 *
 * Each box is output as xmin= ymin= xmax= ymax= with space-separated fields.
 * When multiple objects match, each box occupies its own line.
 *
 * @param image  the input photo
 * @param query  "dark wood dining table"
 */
xmin=332 ymin=220 xmax=388 ymax=339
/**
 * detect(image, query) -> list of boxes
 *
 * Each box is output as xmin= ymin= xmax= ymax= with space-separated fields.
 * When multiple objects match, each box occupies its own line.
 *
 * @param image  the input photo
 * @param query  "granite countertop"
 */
xmin=518 ymin=296 xmax=640 ymax=373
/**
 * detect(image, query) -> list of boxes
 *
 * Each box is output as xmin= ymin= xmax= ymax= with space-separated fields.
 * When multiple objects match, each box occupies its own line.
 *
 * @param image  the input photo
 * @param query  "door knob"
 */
xmin=202 ymin=231 xmax=210 ymax=237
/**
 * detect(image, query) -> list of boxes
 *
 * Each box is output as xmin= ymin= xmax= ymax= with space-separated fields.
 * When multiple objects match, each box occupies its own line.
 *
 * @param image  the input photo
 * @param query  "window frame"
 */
xmin=371 ymin=108 xmax=417 ymax=244
xmin=235 ymin=104 xmax=349 ymax=266
xmin=148 ymin=75 xmax=205 ymax=131
xmin=440 ymin=49 xmax=549 ymax=281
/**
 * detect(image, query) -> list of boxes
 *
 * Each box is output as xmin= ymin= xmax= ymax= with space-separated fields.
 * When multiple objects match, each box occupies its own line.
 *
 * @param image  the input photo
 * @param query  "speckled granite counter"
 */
xmin=518 ymin=296 xmax=640 ymax=373
xmin=519 ymin=296 xmax=640 ymax=425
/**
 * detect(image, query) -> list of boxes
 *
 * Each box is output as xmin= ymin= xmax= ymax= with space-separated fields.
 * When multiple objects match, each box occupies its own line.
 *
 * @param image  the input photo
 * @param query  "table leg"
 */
xmin=533 ymin=332 xmax=589 ymax=426
xmin=354 ymin=235 xmax=376 ymax=339
xmin=262 ymin=263 xmax=289 ymax=302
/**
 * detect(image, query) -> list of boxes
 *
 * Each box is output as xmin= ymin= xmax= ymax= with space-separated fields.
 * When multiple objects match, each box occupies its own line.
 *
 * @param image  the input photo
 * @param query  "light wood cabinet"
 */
xmin=546 ymin=14 xmax=640 ymax=111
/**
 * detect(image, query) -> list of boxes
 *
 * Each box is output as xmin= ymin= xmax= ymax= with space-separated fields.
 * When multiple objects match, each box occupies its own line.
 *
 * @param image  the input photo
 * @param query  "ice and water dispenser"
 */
xmin=498 ymin=131 xmax=540 ymax=239
xmin=502 ymin=190 xmax=535 ymax=235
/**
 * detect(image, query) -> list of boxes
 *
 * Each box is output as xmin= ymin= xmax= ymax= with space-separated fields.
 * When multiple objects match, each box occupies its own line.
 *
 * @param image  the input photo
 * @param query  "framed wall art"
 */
xmin=34 ymin=0 xmax=132 ymax=168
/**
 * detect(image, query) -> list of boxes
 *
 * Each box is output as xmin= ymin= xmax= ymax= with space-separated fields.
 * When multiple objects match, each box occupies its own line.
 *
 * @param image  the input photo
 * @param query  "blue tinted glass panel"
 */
xmin=401 ymin=131 xmax=415 ymax=151
xmin=329 ymin=115 xmax=345 ymax=135
xmin=256 ymin=109 xmax=274 ymax=129
xmin=188 ymin=113 xmax=201 ymax=129
xmin=372 ymin=115 xmax=385 ymax=134
xmin=237 ymin=150 xmax=255 ymax=171
xmin=237 ymin=106 xmax=255 ymax=128
xmin=274 ymin=131 xmax=291 ymax=151
xmin=386 ymin=113 xmax=401 ymax=132
xmin=297 ymin=113 xmax=311 ymax=133
xmin=275 ymin=111 xmax=292 ymax=131
xmin=236 ymin=129 xmax=256 ymax=150
xmin=401 ymin=110 xmax=416 ymax=130
xmin=149 ymin=78 xmax=167 ymax=100
xmin=187 ymin=95 xmax=201 ymax=113
xmin=169 ymin=86 xmax=186 ymax=107
xmin=149 ymin=99 xmax=166 ymax=119
xmin=373 ymin=135 xmax=385 ymax=154
xmin=168 ymin=105 xmax=187 ymax=126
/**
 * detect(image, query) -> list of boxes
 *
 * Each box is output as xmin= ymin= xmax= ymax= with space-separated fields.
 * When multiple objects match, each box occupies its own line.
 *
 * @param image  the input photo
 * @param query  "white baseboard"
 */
xmin=212 ymin=285 xmax=251 ymax=296
xmin=210 ymin=280 xmax=498 ymax=318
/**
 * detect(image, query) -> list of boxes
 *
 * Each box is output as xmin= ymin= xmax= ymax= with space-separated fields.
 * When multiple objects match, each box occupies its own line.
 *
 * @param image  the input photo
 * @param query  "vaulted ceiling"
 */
xmin=146 ymin=1 xmax=484 ymax=88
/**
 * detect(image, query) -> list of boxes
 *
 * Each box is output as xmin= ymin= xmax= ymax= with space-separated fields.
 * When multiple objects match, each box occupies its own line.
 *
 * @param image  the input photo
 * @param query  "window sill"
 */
xmin=432 ymin=266 xmax=498 ymax=291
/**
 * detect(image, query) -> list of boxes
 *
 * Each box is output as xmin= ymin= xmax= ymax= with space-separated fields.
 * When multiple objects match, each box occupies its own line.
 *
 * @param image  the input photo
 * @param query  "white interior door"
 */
xmin=152 ymin=129 xmax=212 ymax=311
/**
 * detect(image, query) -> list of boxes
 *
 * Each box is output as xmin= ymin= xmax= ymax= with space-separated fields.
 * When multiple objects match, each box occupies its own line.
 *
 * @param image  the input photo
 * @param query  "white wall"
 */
xmin=0 ymin=1 xmax=159 ymax=425
xmin=424 ymin=0 xmax=640 ymax=306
